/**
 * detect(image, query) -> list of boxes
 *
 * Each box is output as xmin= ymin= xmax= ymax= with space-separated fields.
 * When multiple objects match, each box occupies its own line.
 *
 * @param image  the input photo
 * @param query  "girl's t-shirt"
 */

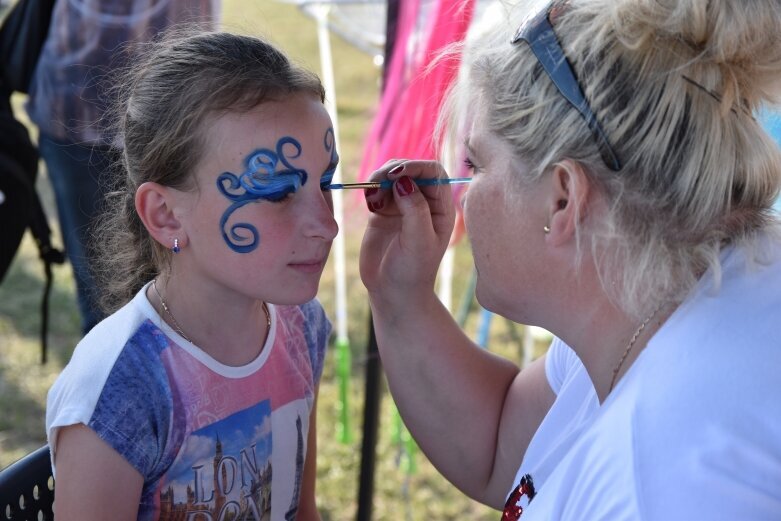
xmin=46 ymin=282 xmax=331 ymax=521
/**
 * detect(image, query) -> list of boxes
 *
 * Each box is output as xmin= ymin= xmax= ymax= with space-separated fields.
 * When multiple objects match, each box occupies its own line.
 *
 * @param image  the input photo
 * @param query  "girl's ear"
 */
xmin=135 ymin=182 xmax=187 ymax=251
xmin=545 ymin=160 xmax=592 ymax=246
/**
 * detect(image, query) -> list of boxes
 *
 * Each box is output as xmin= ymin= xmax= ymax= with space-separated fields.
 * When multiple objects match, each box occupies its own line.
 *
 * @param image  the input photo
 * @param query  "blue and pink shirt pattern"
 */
xmin=47 ymin=283 xmax=330 ymax=521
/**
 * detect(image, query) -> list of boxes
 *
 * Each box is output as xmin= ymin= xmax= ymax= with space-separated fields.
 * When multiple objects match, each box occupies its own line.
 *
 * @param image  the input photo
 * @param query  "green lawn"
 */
xmin=0 ymin=2 xmax=546 ymax=519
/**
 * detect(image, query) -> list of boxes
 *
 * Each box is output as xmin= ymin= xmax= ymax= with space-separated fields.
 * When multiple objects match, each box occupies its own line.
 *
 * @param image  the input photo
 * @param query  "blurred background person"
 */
xmin=26 ymin=0 xmax=220 ymax=334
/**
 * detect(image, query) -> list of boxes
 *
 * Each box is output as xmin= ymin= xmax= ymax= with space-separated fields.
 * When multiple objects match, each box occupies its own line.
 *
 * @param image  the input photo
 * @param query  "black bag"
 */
xmin=1 ymin=0 xmax=64 ymax=363
xmin=0 ymin=96 xmax=41 ymax=281
xmin=1 ymin=0 xmax=57 ymax=94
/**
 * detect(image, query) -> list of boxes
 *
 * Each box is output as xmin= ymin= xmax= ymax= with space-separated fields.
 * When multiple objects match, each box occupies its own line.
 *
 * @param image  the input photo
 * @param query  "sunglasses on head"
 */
xmin=511 ymin=0 xmax=622 ymax=171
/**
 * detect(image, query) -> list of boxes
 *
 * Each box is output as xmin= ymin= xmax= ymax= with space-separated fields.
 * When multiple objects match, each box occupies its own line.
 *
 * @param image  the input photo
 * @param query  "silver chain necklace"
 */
xmin=152 ymin=279 xmax=271 ymax=346
xmin=609 ymin=305 xmax=662 ymax=392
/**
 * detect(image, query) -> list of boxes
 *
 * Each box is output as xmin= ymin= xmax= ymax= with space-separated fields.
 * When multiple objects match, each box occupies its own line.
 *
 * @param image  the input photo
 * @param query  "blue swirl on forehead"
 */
xmin=217 ymin=136 xmax=309 ymax=253
xmin=320 ymin=127 xmax=338 ymax=188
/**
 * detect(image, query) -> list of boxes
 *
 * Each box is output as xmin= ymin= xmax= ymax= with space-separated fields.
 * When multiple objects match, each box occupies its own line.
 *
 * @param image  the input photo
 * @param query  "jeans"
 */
xmin=38 ymin=134 xmax=114 ymax=334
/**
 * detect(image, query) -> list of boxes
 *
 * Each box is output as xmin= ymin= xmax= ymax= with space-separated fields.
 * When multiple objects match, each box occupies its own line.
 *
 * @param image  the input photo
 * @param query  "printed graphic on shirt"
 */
xmin=158 ymin=401 xmax=274 ymax=520
xmin=52 ymin=297 xmax=328 ymax=521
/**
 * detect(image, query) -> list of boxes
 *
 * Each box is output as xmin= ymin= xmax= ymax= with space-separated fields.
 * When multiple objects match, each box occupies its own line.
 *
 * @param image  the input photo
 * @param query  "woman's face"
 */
xmin=462 ymin=112 xmax=549 ymax=322
xmin=174 ymin=93 xmax=339 ymax=306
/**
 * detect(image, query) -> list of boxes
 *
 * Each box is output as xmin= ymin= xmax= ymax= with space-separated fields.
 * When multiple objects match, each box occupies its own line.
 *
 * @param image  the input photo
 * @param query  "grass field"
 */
xmin=0 ymin=2 xmax=547 ymax=519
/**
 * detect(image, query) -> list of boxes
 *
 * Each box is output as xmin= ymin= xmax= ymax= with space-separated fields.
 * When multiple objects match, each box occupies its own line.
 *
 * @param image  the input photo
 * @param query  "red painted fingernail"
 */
xmin=366 ymin=199 xmax=385 ymax=212
xmin=364 ymin=187 xmax=379 ymax=198
xmin=396 ymin=176 xmax=415 ymax=196
xmin=389 ymin=164 xmax=405 ymax=176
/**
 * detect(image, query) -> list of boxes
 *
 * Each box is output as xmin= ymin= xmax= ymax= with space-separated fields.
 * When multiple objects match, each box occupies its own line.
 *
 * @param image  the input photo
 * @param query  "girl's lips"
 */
xmin=288 ymin=259 xmax=326 ymax=273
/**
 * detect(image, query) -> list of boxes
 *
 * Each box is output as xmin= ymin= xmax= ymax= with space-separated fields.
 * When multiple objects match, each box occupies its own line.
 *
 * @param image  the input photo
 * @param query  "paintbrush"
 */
xmin=327 ymin=177 xmax=472 ymax=190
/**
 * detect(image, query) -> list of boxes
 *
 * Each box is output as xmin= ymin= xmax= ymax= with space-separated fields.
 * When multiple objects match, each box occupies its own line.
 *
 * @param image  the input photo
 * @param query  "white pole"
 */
xmin=314 ymin=3 xmax=353 ymax=443
xmin=314 ymin=4 xmax=349 ymax=345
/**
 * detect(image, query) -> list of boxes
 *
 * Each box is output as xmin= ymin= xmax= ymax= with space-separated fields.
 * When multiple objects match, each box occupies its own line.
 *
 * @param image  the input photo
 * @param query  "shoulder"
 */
xmin=622 ymin=237 xmax=781 ymax=516
xmin=544 ymin=336 xmax=585 ymax=395
xmin=47 ymin=296 xmax=151 ymax=422
xmin=47 ymin=289 xmax=175 ymax=479
xmin=526 ymin=237 xmax=781 ymax=518
xmin=627 ymin=371 xmax=781 ymax=517
xmin=640 ymin=232 xmax=781 ymax=386
xmin=639 ymin=232 xmax=781 ymax=392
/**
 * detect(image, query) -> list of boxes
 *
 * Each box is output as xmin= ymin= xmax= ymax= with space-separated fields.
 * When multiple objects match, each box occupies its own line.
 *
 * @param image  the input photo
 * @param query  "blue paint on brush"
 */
xmin=327 ymin=177 xmax=472 ymax=190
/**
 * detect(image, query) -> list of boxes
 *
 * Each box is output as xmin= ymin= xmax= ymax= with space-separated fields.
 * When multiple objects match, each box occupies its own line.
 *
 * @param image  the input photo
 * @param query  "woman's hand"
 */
xmin=359 ymin=160 xmax=456 ymax=306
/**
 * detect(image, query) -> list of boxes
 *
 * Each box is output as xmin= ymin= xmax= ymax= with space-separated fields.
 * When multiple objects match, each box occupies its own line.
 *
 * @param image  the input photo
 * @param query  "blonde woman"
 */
xmin=361 ymin=0 xmax=781 ymax=518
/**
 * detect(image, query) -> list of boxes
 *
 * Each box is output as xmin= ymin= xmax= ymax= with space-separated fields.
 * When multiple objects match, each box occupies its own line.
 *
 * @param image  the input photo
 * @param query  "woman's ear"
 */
xmin=546 ymin=160 xmax=591 ymax=246
xmin=135 ymin=182 xmax=187 ymax=251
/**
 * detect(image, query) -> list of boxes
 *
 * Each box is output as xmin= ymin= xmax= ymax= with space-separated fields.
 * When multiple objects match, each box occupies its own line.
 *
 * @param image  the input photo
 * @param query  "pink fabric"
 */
xmin=358 ymin=0 xmax=476 ymax=181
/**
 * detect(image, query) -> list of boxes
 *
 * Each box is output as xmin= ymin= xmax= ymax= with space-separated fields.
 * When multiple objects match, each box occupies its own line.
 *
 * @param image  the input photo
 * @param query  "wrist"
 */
xmin=367 ymin=286 xmax=440 ymax=324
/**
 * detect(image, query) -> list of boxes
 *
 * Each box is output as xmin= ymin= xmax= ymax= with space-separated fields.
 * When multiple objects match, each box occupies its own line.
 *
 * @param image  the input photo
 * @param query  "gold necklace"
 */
xmin=151 ymin=279 xmax=272 ymax=346
xmin=609 ymin=305 xmax=662 ymax=392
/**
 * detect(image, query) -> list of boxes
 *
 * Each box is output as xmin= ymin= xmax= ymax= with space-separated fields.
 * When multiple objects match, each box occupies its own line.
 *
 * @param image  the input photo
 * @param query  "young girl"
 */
xmin=46 ymin=31 xmax=338 ymax=520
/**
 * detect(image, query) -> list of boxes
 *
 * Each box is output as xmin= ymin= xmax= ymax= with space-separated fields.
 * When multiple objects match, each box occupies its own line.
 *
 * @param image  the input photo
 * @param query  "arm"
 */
xmin=53 ymin=423 xmax=143 ymax=521
xmin=361 ymin=161 xmax=555 ymax=507
xmin=296 ymin=387 xmax=322 ymax=521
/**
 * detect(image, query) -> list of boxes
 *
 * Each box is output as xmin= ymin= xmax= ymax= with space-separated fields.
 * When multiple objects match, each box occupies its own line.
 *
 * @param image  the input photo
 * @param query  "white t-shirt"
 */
xmin=508 ymin=232 xmax=781 ymax=520
xmin=47 ymin=283 xmax=330 ymax=521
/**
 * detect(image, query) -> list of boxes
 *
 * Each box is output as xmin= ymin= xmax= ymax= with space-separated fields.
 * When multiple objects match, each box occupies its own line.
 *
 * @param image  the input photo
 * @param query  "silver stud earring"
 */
xmin=172 ymin=238 xmax=181 ymax=254
xmin=543 ymin=225 xmax=551 ymax=234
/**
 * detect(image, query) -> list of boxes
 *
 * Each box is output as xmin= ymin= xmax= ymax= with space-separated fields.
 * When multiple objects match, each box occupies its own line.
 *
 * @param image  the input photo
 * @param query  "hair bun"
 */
xmin=602 ymin=0 xmax=781 ymax=111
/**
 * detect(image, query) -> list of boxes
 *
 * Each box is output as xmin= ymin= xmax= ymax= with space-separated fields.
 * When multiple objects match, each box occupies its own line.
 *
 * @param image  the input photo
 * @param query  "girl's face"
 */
xmin=462 ymin=111 xmax=549 ymax=322
xmin=176 ymin=93 xmax=339 ymax=305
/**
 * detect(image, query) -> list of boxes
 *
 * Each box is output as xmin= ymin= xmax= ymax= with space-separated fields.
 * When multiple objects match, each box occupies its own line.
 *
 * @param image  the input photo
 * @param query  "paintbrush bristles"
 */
xmin=328 ymin=181 xmax=384 ymax=190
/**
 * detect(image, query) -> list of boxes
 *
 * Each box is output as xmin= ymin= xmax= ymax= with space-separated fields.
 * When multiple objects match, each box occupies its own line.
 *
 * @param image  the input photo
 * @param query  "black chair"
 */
xmin=0 ymin=445 xmax=54 ymax=521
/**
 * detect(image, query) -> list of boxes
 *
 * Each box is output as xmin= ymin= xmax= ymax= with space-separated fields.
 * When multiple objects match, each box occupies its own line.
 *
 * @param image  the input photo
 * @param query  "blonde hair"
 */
xmin=444 ymin=0 xmax=781 ymax=318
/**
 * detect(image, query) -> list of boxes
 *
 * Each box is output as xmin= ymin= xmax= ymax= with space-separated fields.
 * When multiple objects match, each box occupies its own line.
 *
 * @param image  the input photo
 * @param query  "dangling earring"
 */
xmin=172 ymin=238 xmax=181 ymax=254
xmin=543 ymin=225 xmax=551 ymax=234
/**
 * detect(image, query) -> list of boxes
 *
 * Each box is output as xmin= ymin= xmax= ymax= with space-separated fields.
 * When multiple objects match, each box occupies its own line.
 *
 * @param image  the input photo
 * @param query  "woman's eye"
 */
xmin=463 ymin=157 xmax=477 ymax=171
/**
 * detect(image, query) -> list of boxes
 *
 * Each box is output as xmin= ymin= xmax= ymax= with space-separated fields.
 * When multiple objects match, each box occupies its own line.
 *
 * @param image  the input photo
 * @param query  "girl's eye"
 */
xmin=265 ymin=188 xmax=296 ymax=203
xmin=463 ymin=157 xmax=478 ymax=172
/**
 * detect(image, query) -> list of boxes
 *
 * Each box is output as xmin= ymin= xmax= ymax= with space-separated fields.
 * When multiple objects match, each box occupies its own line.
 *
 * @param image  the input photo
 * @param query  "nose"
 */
xmin=306 ymin=191 xmax=339 ymax=241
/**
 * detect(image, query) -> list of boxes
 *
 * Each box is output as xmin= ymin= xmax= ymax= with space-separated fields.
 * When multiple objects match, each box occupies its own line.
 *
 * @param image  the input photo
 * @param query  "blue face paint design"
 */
xmin=320 ymin=128 xmax=339 ymax=190
xmin=217 ymin=136 xmax=308 ymax=253
xmin=217 ymin=128 xmax=338 ymax=253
